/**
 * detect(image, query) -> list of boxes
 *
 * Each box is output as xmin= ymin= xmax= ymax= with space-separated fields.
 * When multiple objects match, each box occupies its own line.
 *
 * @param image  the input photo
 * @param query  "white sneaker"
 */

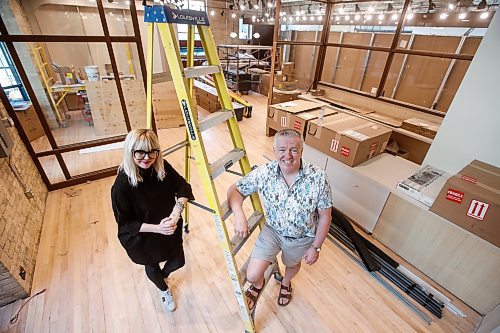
xmin=161 ymin=289 xmax=176 ymax=312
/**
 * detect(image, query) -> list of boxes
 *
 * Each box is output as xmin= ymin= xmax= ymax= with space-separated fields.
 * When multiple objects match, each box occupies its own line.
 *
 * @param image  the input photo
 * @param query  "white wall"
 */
xmin=423 ymin=12 xmax=500 ymax=174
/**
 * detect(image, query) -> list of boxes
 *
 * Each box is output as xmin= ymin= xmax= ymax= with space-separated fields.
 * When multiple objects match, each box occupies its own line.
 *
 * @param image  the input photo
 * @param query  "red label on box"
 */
xmin=341 ymin=146 xmax=350 ymax=157
xmin=293 ymin=120 xmax=301 ymax=130
xmin=460 ymin=174 xmax=477 ymax=184
xmin=446 ymin=188 xmax=464 ymax=204
xmin=467 ymin=199 xmax=489 ymax=221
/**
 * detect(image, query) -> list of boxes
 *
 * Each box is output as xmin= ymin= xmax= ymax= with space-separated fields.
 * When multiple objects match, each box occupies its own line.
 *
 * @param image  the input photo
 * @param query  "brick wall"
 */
xmin=0 ymin=102 xmax=48 ymax=307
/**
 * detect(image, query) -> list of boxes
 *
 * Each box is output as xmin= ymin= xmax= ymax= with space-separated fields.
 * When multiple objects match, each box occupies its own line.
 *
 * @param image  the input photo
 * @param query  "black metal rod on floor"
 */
xmin=328 ymin=216 xmax=444 ymax=319
xmin=331 ymin=224 xmax=443 ymax=316
xmin=331 ymin=208 xmax=379 ymax=272
xmin=374 ymin=258 xmax=443 ymax=317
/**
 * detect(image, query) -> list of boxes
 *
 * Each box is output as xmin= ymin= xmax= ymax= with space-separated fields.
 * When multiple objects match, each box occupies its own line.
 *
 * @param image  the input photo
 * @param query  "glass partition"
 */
xmin=321 ymin=46 xmax=389 ymax=94
xmin=13 ymin=42 xmax=129 ymax=147
xmin=282 ymin=44 xmax=319 ymax=89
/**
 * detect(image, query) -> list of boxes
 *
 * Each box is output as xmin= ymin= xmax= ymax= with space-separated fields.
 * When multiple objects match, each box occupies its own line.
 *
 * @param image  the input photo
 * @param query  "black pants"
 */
xmin=144 ymin=246 xmax=185 ymax=291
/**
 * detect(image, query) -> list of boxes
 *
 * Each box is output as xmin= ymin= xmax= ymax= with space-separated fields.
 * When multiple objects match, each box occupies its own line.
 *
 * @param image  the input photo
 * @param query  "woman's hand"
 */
xmin=159 ymin=214 xmax=180 ymax=235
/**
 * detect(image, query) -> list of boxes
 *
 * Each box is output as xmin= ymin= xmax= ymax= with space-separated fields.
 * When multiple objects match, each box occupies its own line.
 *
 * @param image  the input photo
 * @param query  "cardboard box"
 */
xmin=271 ymin=88 xmax=300 ymax=104
xmin=267 ymin=100 xmax=336 ymax=137
xmin=305 ymin=113 xmax=392 ymax=167
xmin=402 ymin=117 xmax=441 ymax=139
xmin=287 ymin=108 xmax=338 ymax=138
xmin=395 ymin=165 xmax=450 ymax=206
xmin=282 ymin=62 xmax=295 ymax=71
xmin=13 ymin=104 xmax=44 ymax=142
xmin=55 ymin=66 xmax=77 ymax=85
xmin=430 ymin=160 xmax=500 ymax=247
xmin=310 ymin=89 xmax=325 ymax=96
xmin=276 ymin=80 xmax=298 ymax=91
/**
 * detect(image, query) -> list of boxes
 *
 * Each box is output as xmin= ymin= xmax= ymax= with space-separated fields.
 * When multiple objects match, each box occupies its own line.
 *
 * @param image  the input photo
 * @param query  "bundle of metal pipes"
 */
xmin=328 ymin=210 xmax=444 ymax=319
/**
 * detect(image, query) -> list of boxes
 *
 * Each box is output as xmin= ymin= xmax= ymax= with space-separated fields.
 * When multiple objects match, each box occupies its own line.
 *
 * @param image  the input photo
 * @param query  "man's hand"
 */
xmin=228 ymin=184 xmax=249 ymax=238
xmin=303 ymin=247 xmax=320 ymax=265
xmin=234 ymin=215 xmax=249 ymax=238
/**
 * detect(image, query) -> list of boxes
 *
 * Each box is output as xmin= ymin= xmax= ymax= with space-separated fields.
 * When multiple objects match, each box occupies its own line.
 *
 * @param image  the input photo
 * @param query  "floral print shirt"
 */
xmin=236 ymin=160 xmax=333 ymax=238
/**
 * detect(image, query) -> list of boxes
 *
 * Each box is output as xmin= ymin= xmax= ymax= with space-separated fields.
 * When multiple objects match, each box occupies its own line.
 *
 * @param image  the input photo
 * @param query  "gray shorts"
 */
xmin=251 ymin=224 xmax=314 ymax=267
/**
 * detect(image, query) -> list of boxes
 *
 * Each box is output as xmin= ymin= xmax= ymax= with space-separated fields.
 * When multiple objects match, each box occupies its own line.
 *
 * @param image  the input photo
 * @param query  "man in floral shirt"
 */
xmin=227 ymin=129 xmax=333 ymax=311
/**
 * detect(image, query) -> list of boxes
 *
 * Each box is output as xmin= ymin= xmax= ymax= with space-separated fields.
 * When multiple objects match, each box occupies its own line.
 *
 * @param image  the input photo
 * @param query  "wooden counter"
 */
xmin=373 ymin=192 xmax=500 ymax=315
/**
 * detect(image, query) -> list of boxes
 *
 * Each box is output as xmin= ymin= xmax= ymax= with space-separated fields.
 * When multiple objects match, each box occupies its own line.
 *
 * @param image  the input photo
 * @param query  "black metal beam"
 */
xmin=331 ymin=207 xmax=379 ymax=272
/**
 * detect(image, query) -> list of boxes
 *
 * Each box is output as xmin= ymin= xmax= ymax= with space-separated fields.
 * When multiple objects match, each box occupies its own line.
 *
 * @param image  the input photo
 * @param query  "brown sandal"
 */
xmin=278 ymin=283 xmax=292 ymax=307
xmin=245 ymin=282 xmax=264 ymax=311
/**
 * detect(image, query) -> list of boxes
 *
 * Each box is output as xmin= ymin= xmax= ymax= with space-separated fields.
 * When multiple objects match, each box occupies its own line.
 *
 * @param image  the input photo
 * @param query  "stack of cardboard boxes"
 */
xmin=260 ymin=72 xmax=286 ymax=96
xmin=259 ymin=62 xmax=301 ymax=103
xmin=272 ymin=62 xmax=300 ymax=104
xmin=194 ymin=80 xmax=221 ymax=113
xmin=281 ymin=62 xmax=295 ymax=79
xmin=266 ymin=99 xmax=337 ymax=137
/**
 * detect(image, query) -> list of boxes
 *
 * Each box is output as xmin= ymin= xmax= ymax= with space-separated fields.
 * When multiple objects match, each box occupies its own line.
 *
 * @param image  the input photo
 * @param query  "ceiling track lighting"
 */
xmin=355 ymin=4 xmax=361 ymax=13
xmin=387 ymin=3 xmax=394 ymax=12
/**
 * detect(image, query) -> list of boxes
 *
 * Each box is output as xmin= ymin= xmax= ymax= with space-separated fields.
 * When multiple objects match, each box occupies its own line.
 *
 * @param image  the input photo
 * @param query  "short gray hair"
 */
xmin=273 ymin=129 xmax=304 ymax=150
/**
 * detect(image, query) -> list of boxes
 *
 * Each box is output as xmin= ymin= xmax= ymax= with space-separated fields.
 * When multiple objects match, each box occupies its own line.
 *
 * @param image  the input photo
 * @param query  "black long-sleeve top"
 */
xmin=111 ymin=160 xmax=195 ymax=265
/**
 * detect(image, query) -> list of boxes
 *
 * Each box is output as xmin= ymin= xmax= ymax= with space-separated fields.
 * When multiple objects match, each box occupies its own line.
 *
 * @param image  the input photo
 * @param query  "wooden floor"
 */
xmin=0 ymin=93 xmax=481 ymax=332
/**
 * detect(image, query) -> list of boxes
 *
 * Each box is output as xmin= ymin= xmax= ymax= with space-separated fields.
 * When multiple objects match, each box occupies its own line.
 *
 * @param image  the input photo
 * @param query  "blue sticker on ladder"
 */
xmin=144 ymin=5 xmax=210 ymax=26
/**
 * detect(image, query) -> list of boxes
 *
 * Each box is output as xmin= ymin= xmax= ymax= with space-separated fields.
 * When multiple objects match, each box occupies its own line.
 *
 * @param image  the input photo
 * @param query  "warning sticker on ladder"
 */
xmin=467 ymin=199 xmax=489 ymax=221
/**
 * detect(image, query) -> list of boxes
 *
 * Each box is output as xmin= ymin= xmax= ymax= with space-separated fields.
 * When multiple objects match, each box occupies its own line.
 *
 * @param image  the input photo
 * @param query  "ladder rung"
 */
xmin=162 ymin=140 xmax=188 ymax=156
xmin=230 ymin=211 xmax=264 ymax=256
xmin=209 ymin=148 xmax=245 ymax=180
xmin=198 ymin=111 xmax=233 ymax=132
xmin=184 ymin=65 xmax=220 ymax=79
xmin=220 ymin=194 xmax=251 ymax=221
xmin=220 ymin=200 xmax=231 ymax=221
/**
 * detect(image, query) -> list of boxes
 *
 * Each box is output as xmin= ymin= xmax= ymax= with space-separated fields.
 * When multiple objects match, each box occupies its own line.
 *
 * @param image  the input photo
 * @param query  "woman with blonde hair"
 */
xmin=111 ymin=129 xmax=194 ymax=312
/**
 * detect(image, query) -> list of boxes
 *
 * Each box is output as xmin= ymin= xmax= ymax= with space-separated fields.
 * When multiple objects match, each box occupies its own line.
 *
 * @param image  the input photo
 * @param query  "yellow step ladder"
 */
xmin=30 ymin=43 xmax=71 ymax=127
xmin=144 ymin=5 xmax=279 ymax=332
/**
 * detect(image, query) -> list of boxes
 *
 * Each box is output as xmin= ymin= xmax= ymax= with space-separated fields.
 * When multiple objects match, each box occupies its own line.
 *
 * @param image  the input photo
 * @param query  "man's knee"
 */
xmin=246 ymin=259 xmax=270 ymax=285
xmin=246 ymin=269 xmax=262 ymax=285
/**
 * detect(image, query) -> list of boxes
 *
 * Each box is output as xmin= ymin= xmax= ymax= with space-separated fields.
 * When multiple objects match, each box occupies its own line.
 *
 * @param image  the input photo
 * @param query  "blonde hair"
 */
xmin=119 ymin=129 xmax=165 ymax=187
xmin=273 ymin=128 xmax=304 ymax=150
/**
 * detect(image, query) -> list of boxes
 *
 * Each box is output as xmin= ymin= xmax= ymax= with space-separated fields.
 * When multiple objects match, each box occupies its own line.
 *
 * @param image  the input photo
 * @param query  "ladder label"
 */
xmin=166 ymin=7 xmax=210 ymax=26
xmin=181 ymin=99 xmax=197 ymax=140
